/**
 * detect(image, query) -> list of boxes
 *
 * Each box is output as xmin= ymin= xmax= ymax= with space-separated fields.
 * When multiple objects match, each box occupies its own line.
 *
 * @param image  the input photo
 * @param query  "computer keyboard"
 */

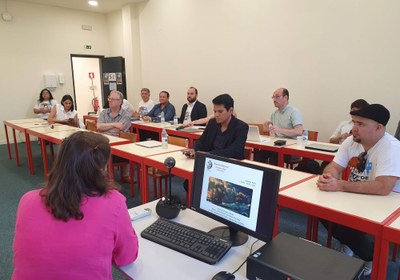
xmin=141 ymin=218 xmax=232 ymax=264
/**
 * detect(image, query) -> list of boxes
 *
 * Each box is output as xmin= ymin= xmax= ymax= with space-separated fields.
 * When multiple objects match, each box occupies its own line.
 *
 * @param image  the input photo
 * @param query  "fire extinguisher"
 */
xmin=92 ymin=96 xmax=99 ymax=114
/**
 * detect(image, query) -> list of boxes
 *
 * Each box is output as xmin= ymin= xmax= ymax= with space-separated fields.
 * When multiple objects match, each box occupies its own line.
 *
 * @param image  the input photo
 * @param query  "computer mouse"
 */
xmin=211 ymin=271 xmax=235 ymax=280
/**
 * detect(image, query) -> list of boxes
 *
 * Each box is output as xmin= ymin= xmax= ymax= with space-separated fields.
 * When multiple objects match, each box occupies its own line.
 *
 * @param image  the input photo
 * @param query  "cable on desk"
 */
xmin=231 ymin=239 xmax=260 ymax=275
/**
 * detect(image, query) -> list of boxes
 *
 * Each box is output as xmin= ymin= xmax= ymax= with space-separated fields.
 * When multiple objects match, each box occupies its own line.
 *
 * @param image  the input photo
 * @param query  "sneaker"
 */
xmin=363 ymin=261 xmax=372 ymax=276
xmin=339 ymin=244 xmax=354 ymax=257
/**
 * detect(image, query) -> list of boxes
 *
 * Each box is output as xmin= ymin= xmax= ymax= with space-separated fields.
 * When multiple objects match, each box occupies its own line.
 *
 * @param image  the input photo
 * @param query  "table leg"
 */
xmin=12 ymin=128 xmax=20 ymax=166
xmin=39 ymin=138 xmax=49 ymax=180
xmin=25 ymin=132 xmax=35 ymax=175
xmin=4 ymin=124 xmax=11 ymax=159
xmin=142 ymin=165 xmax=149 ymax=204
xmin=273 ymin=205 xmax=281 ymax=237
xmin=186 ymin=177 xmax=193 ymax=208
xmin=377 ymin=238 xmax=390 ymax=280
xmin=277 ymin=151 xmax=284 ymax=167
xmin=371 ymin=230 xmax=383 ymax=280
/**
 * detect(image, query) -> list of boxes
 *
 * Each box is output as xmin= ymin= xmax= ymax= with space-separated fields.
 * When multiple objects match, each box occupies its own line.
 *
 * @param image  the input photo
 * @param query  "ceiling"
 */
xmin=11 ymin=0 xmax=145 ymax=14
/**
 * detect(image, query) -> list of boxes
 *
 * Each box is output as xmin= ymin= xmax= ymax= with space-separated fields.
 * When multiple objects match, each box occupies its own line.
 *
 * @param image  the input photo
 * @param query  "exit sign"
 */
xmin=84 ymin=45 xmax=92 ymax=49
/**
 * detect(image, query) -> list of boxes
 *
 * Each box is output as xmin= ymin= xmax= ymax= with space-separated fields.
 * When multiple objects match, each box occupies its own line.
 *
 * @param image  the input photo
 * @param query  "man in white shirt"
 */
xmin=121 ymin=99 xmax=135 ymax=117
xmin=178 ymin=87 xmax=207 ymax=124
xmin=317 ymin=103 xmax=400 ymax=275
xmin=329 ymin=99 xmax=369 ymax=144
xmin=132 ymin=88 xmax=155 ymax=118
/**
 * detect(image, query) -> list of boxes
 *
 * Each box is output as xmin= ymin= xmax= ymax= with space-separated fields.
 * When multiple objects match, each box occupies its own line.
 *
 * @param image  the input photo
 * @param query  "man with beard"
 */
xmin=178 ymin=86 xmax=207 ymax=124
xmin=317 ymin=103 xmax=400 ymax=276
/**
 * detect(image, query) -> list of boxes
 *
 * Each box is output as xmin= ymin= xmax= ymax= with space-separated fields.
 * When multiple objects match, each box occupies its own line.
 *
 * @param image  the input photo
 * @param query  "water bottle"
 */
xmin=173 ymin=115 xmax=178 ymax=125
xmin=302 ymin=129 xmax=308 ymax=143
xmin=161 ymin=128 xmax=168 ymax=149
xmin=160 ymin=111 xmax=165 ymax=123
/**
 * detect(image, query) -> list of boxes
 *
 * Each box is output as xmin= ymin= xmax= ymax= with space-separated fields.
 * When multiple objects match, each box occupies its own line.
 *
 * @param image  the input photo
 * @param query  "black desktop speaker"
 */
xmin=155 ymin=157 xmax=181 ymax=219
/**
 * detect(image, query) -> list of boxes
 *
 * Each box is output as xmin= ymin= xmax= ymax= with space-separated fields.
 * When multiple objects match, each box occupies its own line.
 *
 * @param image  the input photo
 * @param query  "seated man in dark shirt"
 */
xmin=184 ymin=93 xmax=249 ymax=160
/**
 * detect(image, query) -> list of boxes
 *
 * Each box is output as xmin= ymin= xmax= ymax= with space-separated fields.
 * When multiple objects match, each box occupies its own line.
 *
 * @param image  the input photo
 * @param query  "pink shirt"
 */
xmin=13 ymin=189 xmax=138 ymax=280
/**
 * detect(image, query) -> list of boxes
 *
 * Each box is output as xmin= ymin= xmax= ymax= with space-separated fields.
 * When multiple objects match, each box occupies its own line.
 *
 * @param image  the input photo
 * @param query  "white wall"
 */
xmin=2 ymin=0 xmax=400 ymax=144
xmin=135 ymin=0 xmax=400 ymax=141
xmin=0 ymin=1 xmax=110 ymax=143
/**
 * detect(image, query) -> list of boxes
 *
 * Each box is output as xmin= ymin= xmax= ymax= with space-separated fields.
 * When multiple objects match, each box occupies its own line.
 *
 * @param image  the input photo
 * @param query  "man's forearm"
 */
xmin=341 ymin=179 xmax=392 ymax=195
xmin=97 ymin=122 xmax=116 ymax=132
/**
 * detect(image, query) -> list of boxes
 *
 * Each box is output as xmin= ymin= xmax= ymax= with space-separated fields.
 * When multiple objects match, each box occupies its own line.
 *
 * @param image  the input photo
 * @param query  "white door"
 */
xmin=71 ymin=56 xmax=103 ymax=117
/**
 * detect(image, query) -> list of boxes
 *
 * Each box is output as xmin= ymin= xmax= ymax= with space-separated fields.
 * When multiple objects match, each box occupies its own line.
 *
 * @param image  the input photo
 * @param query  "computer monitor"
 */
xmin=191 ymin=152 xmax=281 ymax=246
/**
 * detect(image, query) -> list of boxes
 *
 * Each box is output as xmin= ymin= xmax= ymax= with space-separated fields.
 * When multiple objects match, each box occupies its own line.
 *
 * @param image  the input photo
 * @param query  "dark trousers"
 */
xmin=320 ymin=220 xmax=374 ymax=261
xmin=139 ymin=130 xmax=159 ymax=141
xmin=253 ymin=150 xmax=299 ymax=166
xmin=253 ymin=150 xmax=279 ymax=165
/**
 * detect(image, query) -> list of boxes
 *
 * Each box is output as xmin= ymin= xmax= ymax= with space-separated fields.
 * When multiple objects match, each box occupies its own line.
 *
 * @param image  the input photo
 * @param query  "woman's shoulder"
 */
xmin=104 ymin=189 xmax=126 ymax=203
xmin=19 ymin=189 xmax=42 ymax=206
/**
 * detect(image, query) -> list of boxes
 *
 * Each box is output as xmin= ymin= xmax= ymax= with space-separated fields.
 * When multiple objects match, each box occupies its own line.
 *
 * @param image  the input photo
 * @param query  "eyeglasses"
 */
xmin=357 ymin=151 xmax=367 ymax=172
xmin=108 ymin=97 xmax=121 ymax=101
xmin=271 ymin=95 xmax=283 ymax=99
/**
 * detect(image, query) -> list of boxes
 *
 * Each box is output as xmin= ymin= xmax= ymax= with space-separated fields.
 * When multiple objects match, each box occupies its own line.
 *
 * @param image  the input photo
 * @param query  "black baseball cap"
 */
xmin=350 ymin=103 xmax=390 ymax=126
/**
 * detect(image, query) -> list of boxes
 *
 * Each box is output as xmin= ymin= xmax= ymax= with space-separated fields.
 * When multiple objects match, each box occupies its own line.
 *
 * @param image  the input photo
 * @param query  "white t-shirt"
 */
xmin=330 ymin=120 xmax=353 ymax=144
xmin=53 ymin=104 xmax=84 ymax=128
xmin=122 ymin=99 xmax=135 ymax=116
xmin=334 ymin=133 xmax=400 ymax=192
xmin=137 ymin=99 xmax=155 ymax=116
xmin=34 ymin=99 xmax=58 ymax=119
xmin=54 ymin=103 xmax=77 ymax=120
xmin=183 ymin=101 xmax=197 ymax=124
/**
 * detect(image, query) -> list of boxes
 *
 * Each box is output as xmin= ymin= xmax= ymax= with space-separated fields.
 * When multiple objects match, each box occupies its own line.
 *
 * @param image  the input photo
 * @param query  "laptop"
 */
xmin=135 ymin=140 xmax=162 ymax=148
xmin=247 ymin=125 xmax=270 ymax=142
xmin=305 ymin=143 xmax=339 ymax=153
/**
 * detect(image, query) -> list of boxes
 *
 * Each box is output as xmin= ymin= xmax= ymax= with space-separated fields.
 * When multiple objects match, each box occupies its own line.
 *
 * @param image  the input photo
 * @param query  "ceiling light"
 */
xmin=88 ymin=1 xmax=98 ymax=7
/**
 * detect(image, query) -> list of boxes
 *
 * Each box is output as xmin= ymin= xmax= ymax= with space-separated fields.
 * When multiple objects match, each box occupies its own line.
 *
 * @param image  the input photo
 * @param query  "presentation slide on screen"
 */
xmin=200 ymin=157 xmax=263 ymax=231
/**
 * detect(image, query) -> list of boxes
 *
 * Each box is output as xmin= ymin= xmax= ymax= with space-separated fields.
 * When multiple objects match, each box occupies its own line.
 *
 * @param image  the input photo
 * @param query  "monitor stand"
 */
xmin=209 ymin=226 xmax=248 ymax=247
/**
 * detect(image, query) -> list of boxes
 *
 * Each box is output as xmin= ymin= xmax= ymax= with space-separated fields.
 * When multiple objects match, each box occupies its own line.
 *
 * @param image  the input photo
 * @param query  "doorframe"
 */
xmin=70 ymin=54 xmax=104 ymax=111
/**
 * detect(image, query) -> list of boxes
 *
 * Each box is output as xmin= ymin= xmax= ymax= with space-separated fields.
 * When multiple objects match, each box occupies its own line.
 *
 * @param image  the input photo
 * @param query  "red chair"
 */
xmin=110 ymin=131 xmax=139 ymax=196
xmin=147 ymin=136 xmax=187 ymax=198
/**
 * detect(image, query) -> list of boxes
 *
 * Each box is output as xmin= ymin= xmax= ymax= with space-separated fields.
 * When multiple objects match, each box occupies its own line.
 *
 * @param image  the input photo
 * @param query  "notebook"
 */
xmin=135 ymin=140 xmax=162 ymax=148
xmin=305 ymin=143 xmax=339 ymax=153
xmin=247 ymin=125 xmax=270 ymax=142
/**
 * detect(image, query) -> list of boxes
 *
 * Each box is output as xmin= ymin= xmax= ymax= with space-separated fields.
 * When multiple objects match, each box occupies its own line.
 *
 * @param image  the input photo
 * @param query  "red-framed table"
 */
xmin=3 ymin=118 xmax=47 ymax=173
xmin=377 ymin=209 xmax=400 ymax=279
xmin=279 ymin=177 xmax=400 ymax=279
xmin=165 ymin=127 xmax=203 ymax=148
xmin=131 ymin=121 xmax=174 ymax=141
xmin=111 ymin=143 xmax=185 ymax=204
xmin=25 ymin=127 xmax=131 ymax=179
xmin=142 ymin=150 xmax=195 ymax=207
xmin=245 ymin=137 xmax=298 ymax=167
xmin=281 ymin=140 xmax=340 ymax=163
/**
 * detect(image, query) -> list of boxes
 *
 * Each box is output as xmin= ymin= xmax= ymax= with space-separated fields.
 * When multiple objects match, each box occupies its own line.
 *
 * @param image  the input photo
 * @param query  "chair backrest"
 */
xmin=395 ymin=121 xmax=400 ymax=141
xmin=119 ymin=131 xmax=137 ymax=142
xmin=248 ymin=123 xmax=268 ymax=135
xmin=308 ymin=130 xmax=319 ymax=141
xmin=168 ymin=136 xmax=188 ymax=147
xmin=86 ymin=120 xmax=97 ymax=132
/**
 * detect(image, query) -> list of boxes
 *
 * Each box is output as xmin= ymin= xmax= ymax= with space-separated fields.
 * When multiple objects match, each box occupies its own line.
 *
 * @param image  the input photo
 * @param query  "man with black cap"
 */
xmin=317 ymin=103 xmax=400 ymax=276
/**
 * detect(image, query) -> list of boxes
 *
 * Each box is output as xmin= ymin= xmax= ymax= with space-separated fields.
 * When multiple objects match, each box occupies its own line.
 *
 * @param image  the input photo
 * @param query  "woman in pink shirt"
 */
xmin=12 ymin=131 xmax=139 ymax=280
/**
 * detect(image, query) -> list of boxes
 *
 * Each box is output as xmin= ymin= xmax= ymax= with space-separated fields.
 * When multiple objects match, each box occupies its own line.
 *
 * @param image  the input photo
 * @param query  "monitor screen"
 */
xmin=190 ymin=152 xmax=281 ymax=246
